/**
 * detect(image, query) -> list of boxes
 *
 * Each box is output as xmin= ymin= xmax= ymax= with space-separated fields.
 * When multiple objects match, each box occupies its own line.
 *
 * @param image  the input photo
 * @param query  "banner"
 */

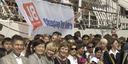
xmin=118 ymin=0 xmax=128 ymax=10
xmin=15 ymin=0 xmax=74 ymax=37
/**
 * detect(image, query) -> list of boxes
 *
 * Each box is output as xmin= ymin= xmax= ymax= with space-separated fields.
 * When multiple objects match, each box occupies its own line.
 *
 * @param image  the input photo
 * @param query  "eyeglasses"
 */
xmin=71 ymin=48 xmax=77 ymax=50
xmin=87 ymin=46 xmax=94 ymax=48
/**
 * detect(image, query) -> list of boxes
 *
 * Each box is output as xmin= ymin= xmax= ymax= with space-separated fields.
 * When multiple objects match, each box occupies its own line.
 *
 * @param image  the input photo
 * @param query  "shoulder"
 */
xmin=29 ymin=53 xmax=36 ymax=59
xmin=1 ymin=53 xmax=12 ymax=60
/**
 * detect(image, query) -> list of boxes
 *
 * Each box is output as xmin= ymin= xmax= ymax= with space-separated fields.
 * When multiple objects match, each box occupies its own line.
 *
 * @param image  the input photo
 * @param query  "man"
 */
xmin=111 ymin=29 xmax=116 ymax=35
xmin=53 ymin=31 xmax=62 ymax=40
xmin=2 ymin=37 xmax=12 ymax=53
xmin=0 ymin=35 xmax=29 ymax=64
xmin=82 ymin=35 xmax=89 ymax=51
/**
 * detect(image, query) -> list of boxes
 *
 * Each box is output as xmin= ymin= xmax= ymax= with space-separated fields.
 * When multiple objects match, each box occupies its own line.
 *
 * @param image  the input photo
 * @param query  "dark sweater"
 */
xmin=54 ymin=57 xmax=70 ymax=64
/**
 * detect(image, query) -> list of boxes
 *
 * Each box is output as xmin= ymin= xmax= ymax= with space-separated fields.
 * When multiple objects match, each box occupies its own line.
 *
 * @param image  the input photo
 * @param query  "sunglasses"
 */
xmin=87 ymin=46 xmax=94 ymax=48
xmin=71 ymin=48 xmax=77 ymax=50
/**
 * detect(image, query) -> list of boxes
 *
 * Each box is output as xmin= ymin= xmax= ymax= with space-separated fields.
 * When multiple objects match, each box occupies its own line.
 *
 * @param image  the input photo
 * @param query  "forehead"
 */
xmin=13 ymin=40 xmax=23 ymax=44
xmin=61 ymin=46 xmax=68 ymax=49
xmin=83 ymin=37 xmax=89 ymax=39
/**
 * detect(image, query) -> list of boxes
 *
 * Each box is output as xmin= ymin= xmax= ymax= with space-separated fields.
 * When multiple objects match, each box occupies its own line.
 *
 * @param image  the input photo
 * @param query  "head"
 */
xmin=51 ymin=33 xmax=58 ymax=42
xmin=112 ymin=34 xmax=118 ymax=39
xmin=74 ymin=31 xmax=81 ymax=40
xmin=99 ymin=38 xmax=108 ymax=50
xmin=82 ymin=35 xmax=89 ymax=44
xmin=87 ymin=42 xmax=94 ymax=53
xmin=69 ymin=43 xmax=78 ymax=56
xmin=53 ymin=31 xmax=62 ymax=40
xmin=68 ymin=39 xmax=75 ymax=43
xmin=0 ymin=48 xmax=7 ymax=58
xmin=2 ymin=37 xmax=12 ymax=52
xmin=95 ymin=47 xmax=102 ymax=59
xmin=94 ymin=34 xmax=102 ymax=39
xmin=117 ymin=42 xmax=121 ymax=50
xmin=64 ymin=34 xmax=74 ymax=42
xmin=58 ymin=42 xmax=70 ymax=57
xmin=91 ymin=38 xmax=100 ymax=47
xmin=11 ymin=35 xmax=24 ymax=57
xmin=53 ymin=39 xmax=61 ymax=48
xmin=44 ymin=43 xmax=57 ymax=58
xmin=111 ymin=29 xmax=116 ymax=35
xmin=76 ymin=40 xmax=86 ymax=55
xmin=34 ymin=34 xmax=43 ymax=40
xmin=107 ymin=38 xmax=118 ymax=51
xmin=119 ymin=37 xmax=126 ymax=44
xmin=104 ymin=34 xmax=112 ymax=40
xmin=33 ymin=39 xmax=45 ymax=55
xmin=0 ymin=34 xmax=5 ymax=48
xmin=42 ymin=34 xmax=50 ymax=43
xmin=26 ymin=41 xmax=33 ymax=58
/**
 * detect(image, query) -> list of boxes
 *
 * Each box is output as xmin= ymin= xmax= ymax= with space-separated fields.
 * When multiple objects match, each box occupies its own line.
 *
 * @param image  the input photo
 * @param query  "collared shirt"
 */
xmin=109 ymin=49 xmax=120 ymax=59
xmin=67 ymin=55 xmax=78 ymax=64
xmin=21 ymin=52 xmax=25 ymax=57
xmin=12 ymin=52 xmax=23 ymax=64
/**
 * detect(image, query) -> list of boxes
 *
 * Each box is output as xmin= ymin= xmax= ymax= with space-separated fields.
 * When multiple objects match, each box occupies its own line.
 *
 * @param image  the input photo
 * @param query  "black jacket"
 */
xmin=103 ymin=51 xmax=122 ymax=64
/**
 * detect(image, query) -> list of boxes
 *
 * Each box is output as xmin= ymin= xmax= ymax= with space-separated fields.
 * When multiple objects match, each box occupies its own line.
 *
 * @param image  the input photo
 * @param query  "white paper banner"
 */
xmin=15 ymin=0 xmax=74 ymax=37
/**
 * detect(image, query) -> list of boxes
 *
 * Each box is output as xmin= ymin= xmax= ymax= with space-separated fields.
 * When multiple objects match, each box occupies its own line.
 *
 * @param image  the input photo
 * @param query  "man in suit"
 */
xmin=0 ymin=35 xmax=29 ymax=64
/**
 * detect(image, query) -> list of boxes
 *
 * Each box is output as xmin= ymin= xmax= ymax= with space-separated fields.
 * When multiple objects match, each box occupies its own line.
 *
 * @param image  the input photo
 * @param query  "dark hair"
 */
xmin=104 ymin=34 xmax=112 ymax=40
xmin=107 ymin=38 xmax=118 ymax=51
xmin=2 ymin=37 xmax=11 ymax=45
xmin=11 ymin=35 xmax=23 ymax=44
xmin=82 ymin=35 xmax=89 ymax=40
xmin=87 ymin=42 xmax=94 ymax=47
xmin=76 ymin=40 xmax=86 ymax=49
xmin=53 ymin=31 xmax=62 ymax=36
xmin=70 ymin=43 xmax=78 ymax=57
xmin=95 ymin=47 xmax=102 ymax=53
xmin=74 ymin=31 xmax=81 ymax=37
xmin=0 ymin=48 xmax=7 ymax=58
xmin=26 ymin=41 xmax=33 ymax=58
xmin=64 ymin=34 xmax=73 ymax=41
xmin=94 ymin=34 xmax=101 ymax=39
xmin=32 ymin=39 xmax=45 ymax=52
xmin=34 ymin=34 xmax=43 ymax=40
xmin=91 ymin=38 xmax=100 ymax=47
xmin=112 ymin=34 xmax=118 ymax=38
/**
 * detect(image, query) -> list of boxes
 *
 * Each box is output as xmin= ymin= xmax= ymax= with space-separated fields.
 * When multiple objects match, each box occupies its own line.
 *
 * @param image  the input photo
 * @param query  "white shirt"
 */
xmin=86 ymin=52 xmax=95 ymax=59
xmin=109 ymin=49 xmax=119 ymax=59
xmin=21 ymin=52 xmax=25 ymax=57
xmin=12 ymin=52 xmax=23 ymax=64
xmin=67 ymin=55 xmax=78 ymax=64
xmin=61 ymin=0 xmax=70 ymax=3
xmin=90 ymin=56 xmax=100 ymax=63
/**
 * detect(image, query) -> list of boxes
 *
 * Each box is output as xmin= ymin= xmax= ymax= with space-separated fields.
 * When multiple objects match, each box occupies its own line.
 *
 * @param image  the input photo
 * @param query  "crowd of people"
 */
xmin=0 ymin=29 xmax=128 ymax=64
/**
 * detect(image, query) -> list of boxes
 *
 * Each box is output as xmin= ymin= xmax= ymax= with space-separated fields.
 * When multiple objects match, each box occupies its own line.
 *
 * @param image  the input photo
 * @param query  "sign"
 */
xmin=15 ymin=0 xmax=74 ymax=37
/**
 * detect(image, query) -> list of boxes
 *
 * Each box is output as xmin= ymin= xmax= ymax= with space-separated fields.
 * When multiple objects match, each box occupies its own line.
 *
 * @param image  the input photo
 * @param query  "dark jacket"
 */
xmin=103 ymin=51 xmax=122 ymax=64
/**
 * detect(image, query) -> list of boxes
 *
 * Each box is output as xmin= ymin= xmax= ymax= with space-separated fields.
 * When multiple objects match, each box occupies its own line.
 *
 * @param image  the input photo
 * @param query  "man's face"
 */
xmin=83 ymin=37 xmax=89 ymax=44
xmin=111 ymin=30 xmax=116 ymax=35
xmin=12 ymin=40 xmax=24 ymax=56
xmin=52 ymin=35 xmax=58 ymax=42
xmin=3 ymin=41 xmax=12 ymax=51
xmin=58 ymin=35 xmax=61 ymax=40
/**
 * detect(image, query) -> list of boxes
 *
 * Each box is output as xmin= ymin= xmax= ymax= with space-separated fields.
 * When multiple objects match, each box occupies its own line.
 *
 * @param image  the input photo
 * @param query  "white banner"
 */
xmin=15 ymin=0 xmax=74 ymax=37
xmin=118 ymin=0 xmax=128 ymax=10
